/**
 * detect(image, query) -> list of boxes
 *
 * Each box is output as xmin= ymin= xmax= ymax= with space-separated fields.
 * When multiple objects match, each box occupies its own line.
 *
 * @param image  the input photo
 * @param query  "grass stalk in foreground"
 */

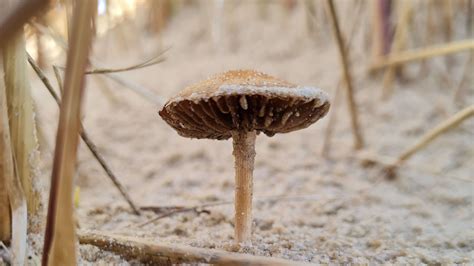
xmin=0 ymin=61 xmax=11 ymax=244
xmin=42 ymin=1 xmax=97 ymax=265
xmin=0 ymin=58 xmax=28 ymax=266
xmin=2 ymin=28 xmax=41 ymax=228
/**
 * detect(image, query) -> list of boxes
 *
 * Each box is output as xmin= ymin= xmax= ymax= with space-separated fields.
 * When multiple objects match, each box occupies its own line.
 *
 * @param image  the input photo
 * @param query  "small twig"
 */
xmin=27 ymin=54 xmax=141 ymax=216
xmin=138 ymin=207 xmax=210 ymax=228
xmin=140 ymin=205 xmax=188 ymax=213
xmin=325 ymin=0 xmax=364 ymax=150
xmin=137 ymin=194 xmax=334 ymax=228
xmin=78 ymin=231 xmax=315 ymax=265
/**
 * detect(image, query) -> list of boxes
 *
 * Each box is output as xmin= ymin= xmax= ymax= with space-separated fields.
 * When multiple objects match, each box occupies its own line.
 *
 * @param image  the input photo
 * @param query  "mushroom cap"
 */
xmin=159 ymin=70 xmax=330 ymax=140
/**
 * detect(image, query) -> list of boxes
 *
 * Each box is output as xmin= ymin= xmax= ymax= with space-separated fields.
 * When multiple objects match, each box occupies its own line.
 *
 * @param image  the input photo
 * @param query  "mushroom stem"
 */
xmin=232 ymin=130 xmax=256 ymax=243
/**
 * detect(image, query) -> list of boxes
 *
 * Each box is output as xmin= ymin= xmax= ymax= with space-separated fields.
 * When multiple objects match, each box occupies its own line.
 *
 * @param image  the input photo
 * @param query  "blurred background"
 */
xmin=19 ymin=0 xmax=474 ymax=263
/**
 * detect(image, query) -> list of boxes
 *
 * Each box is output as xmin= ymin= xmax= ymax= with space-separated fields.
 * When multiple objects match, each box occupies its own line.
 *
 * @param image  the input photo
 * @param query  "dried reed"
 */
xmin=321 ymin=0 xmax=364 ymax=157
xmin=369 ymin=39 xmax=474 ymax=70
xmin=2 ymin=29 xmax=41 ymax=224
xmin=325 ymin=0 xmax=364 ymax=149
xmin=42 ymin=1 xmax=97 ymax=265
xmin=79 ymin=231 xmax=314 ymax=266
xmin=0 ymin=59 xmax=28 ymax=266
xmin=0 ymin=62 xmax=11 ymax=244
xmin=395 ymin=105 xmax=474 ymax=165
xmin=384 ymin=105 xmax=474 ymax=179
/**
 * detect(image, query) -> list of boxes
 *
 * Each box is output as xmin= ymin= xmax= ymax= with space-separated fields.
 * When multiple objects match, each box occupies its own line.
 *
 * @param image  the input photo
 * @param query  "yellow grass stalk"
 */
xmin=0 ymin=60 xmax=28 ymax=266
xmin=369 ymin=39 xmax=474 ymax=71
xmin=381 ymin=0 xmax=412 ymax=100
xmin=0 ymin=62 xmax=11 ymax=244
xmin=325 ymin=0 xmax=364 ymax=149
xmin=79 ymin=231 xmax=314 ymax=266
xmin=42 ymin=1 xmax=97 ymax=265
xmin=2 ymin=29 xmax=41 ymax=225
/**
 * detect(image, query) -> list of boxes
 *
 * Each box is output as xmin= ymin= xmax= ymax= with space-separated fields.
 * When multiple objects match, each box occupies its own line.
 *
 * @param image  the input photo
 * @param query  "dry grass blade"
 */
xmin=2 ymin=27 xmax=41 ymax=222
xmin=42 ymin=1 xmax=97 ymax=265
xmin=369 ymin=39 xmax=474 ymax=71
xmin=27 ymin=54 xmax=141 ymax=215
xmin=85 ymin=49 xmax=169 ymax=74
xmin=78 ymin=231 xmax=315 ymax=265
xmin=325 ymin=0 xmax=364 ymax=150
xmin=31 ymin=21 xmax=165 ymax=106
xmin=0 ymin=63 xmax=27 ymax=266
xmin=55 ymin=48 xmax=168 ymax=75
xmin=0 ymin=72 xmax=11 ymax=241
xmin=321 ymin=0 xmax=363 ymax=157
xmin=0 ymin=0 xmax=49 ymax=45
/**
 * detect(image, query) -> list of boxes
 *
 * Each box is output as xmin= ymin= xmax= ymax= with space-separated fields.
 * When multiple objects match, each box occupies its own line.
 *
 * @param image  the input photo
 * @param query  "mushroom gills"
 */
xmin=163 ymin=94 xmax=329 ymax=139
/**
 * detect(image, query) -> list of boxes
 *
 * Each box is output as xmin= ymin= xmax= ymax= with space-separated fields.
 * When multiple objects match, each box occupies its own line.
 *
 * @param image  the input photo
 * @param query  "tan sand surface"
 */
xmin=25 ymin=1 xmax=473 ymax=264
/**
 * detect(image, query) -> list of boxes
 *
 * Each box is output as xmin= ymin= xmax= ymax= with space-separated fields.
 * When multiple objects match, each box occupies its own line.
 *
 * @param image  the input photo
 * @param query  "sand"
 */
xmin=16 ymin=1 xmax=474 ymax=264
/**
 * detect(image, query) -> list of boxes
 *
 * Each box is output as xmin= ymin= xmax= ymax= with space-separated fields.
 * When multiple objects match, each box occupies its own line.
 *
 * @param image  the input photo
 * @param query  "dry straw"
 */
xmin=325 ymin=0 xmax=364 ymax=149
xmin=0 ymin=79 xmax=27 ymax=266
xmin=321 ymin=0 xmax=364 ymax=157
xmin=79 ymin=231 xmax=314 ymax=266
xmin=42 ymin=1 xmax=97 ymax=265
xmin=2 ymin=28 xmax=41 ymax=224
xmin=369 ymin=39 xmax=474 ymax=71
xmin=0 ymin=60 xmax=12 ymax=248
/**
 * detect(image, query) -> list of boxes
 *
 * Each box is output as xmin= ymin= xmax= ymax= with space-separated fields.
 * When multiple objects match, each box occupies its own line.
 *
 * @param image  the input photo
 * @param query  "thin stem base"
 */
xmin=232 ymin=130 xmax=256 ymax=244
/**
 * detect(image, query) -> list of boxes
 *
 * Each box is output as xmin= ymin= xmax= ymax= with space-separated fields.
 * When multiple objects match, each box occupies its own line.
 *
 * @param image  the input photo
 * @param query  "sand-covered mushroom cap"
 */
xmin=159 ymin=70 xmax=330 ymax=139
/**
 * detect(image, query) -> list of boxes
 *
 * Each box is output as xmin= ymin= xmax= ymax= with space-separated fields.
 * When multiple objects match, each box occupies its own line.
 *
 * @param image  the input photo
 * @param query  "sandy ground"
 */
xmin=18 ymin=1 xmax=474 ymax=264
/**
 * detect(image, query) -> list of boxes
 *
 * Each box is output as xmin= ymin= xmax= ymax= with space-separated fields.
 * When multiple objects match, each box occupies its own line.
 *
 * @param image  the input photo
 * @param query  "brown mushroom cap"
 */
xmin=159 ymin=70 xmax=330 ymax=140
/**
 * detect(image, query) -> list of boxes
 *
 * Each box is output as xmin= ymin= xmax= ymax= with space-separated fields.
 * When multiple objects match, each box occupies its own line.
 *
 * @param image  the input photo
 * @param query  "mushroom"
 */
xmin=159 ymin=70 xmax=330 ymax=243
